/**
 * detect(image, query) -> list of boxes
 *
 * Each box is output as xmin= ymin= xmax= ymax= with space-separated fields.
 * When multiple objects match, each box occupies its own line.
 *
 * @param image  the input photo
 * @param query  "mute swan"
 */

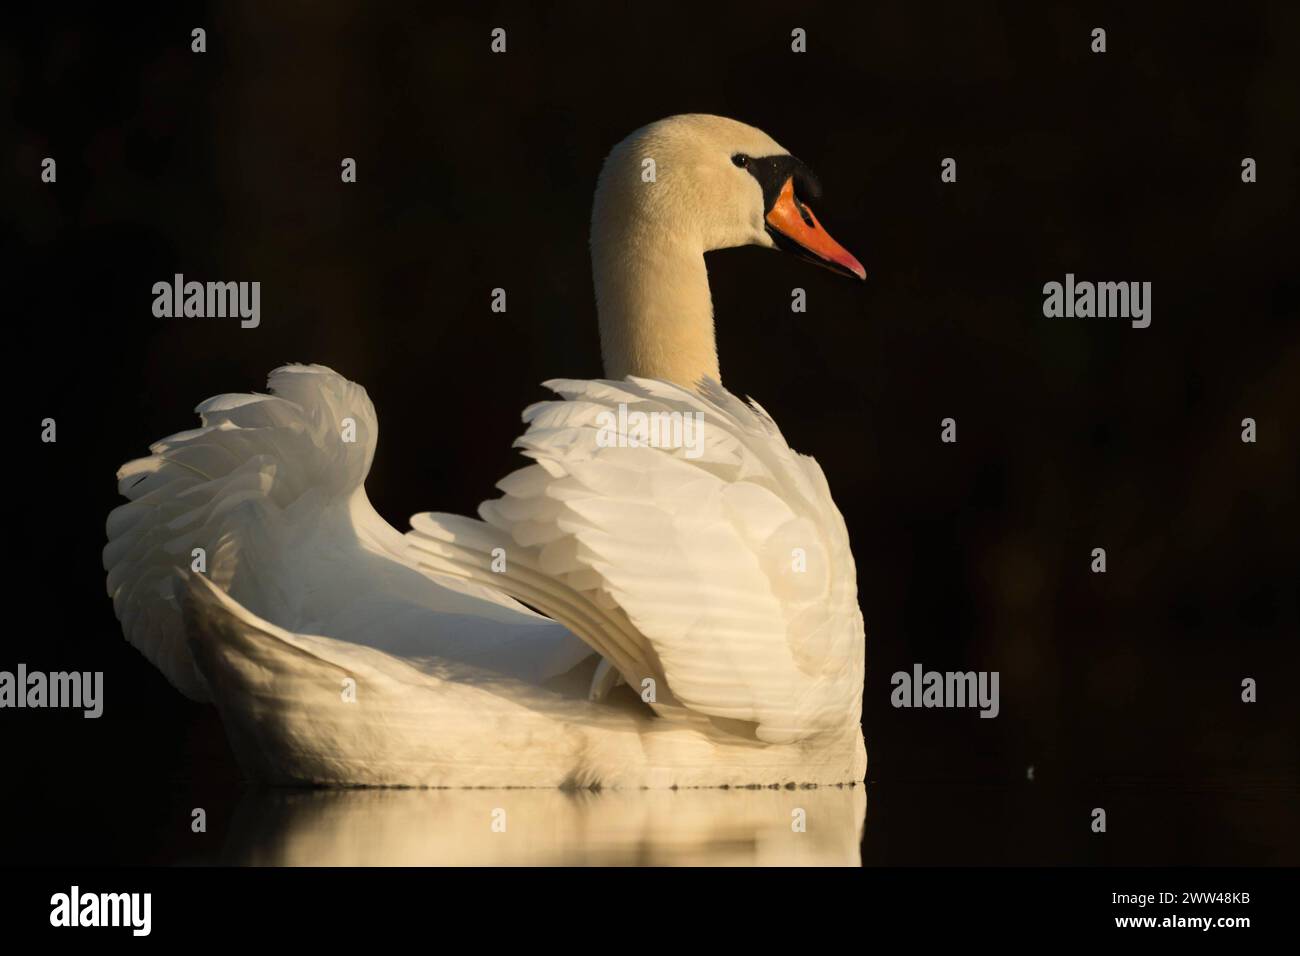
xmin=105 ymin=114 xmax=868 ymax=788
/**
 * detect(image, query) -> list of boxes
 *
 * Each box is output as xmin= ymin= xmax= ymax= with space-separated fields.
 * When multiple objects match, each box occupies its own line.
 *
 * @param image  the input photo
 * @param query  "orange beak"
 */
xmin=764 ymin=177 xmax=866 ymax=280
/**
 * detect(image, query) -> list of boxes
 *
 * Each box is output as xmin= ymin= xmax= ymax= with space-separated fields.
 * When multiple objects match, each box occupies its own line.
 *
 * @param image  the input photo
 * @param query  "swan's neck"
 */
xmin=593 ymin=231 xmax=719 ymax=388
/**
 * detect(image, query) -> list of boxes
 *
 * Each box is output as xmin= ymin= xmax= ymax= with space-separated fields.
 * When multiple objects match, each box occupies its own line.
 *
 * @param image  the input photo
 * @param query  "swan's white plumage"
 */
xmin=104 ymin=365 xmax=866 ymax=786
xmin=409 ymin=375 xmax=865 ymax=747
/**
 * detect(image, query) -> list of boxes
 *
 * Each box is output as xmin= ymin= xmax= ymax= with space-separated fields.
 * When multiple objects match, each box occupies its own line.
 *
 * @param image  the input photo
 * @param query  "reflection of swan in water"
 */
xmin=223 ymin=785 xmax=867 ymax=866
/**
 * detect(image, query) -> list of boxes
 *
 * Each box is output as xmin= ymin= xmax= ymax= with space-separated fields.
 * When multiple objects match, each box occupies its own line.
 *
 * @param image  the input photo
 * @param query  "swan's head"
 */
xmin=592 ymin=113 xmax=865 ymax=280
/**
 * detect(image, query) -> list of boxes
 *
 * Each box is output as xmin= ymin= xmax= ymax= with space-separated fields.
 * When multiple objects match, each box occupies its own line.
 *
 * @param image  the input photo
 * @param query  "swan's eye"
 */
xmin=795 ymin=196 xmax=815 ymax=228
xmin=731 ymin=154 xmax=749 ymax=168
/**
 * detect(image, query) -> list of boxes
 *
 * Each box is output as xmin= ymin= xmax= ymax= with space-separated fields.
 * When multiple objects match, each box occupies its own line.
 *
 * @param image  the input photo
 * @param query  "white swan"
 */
xmin=104 ymin=114 xmax=868 ymax=788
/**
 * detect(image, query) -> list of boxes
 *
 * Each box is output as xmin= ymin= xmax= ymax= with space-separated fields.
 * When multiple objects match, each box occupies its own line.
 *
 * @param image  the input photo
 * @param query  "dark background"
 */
xmin=5 ymin=2 xmax=1297 ymax=865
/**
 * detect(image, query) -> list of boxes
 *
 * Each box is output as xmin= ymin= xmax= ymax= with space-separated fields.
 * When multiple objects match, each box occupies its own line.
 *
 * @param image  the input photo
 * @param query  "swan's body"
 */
xmin=105 ymin=115 xmax=868 ymax=788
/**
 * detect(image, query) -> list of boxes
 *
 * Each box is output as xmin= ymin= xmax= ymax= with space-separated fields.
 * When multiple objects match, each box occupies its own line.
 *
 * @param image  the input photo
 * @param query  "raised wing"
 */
xmin=410 ymin=376 xmax=864 ymax=743
xmin=105 ymin=364 xmax=592 ymax=701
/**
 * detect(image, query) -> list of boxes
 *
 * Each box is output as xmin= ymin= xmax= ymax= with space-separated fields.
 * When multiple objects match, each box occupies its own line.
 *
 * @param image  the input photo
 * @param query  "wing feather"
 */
xmin=411 ymin=376 xmax=865 ymax=743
